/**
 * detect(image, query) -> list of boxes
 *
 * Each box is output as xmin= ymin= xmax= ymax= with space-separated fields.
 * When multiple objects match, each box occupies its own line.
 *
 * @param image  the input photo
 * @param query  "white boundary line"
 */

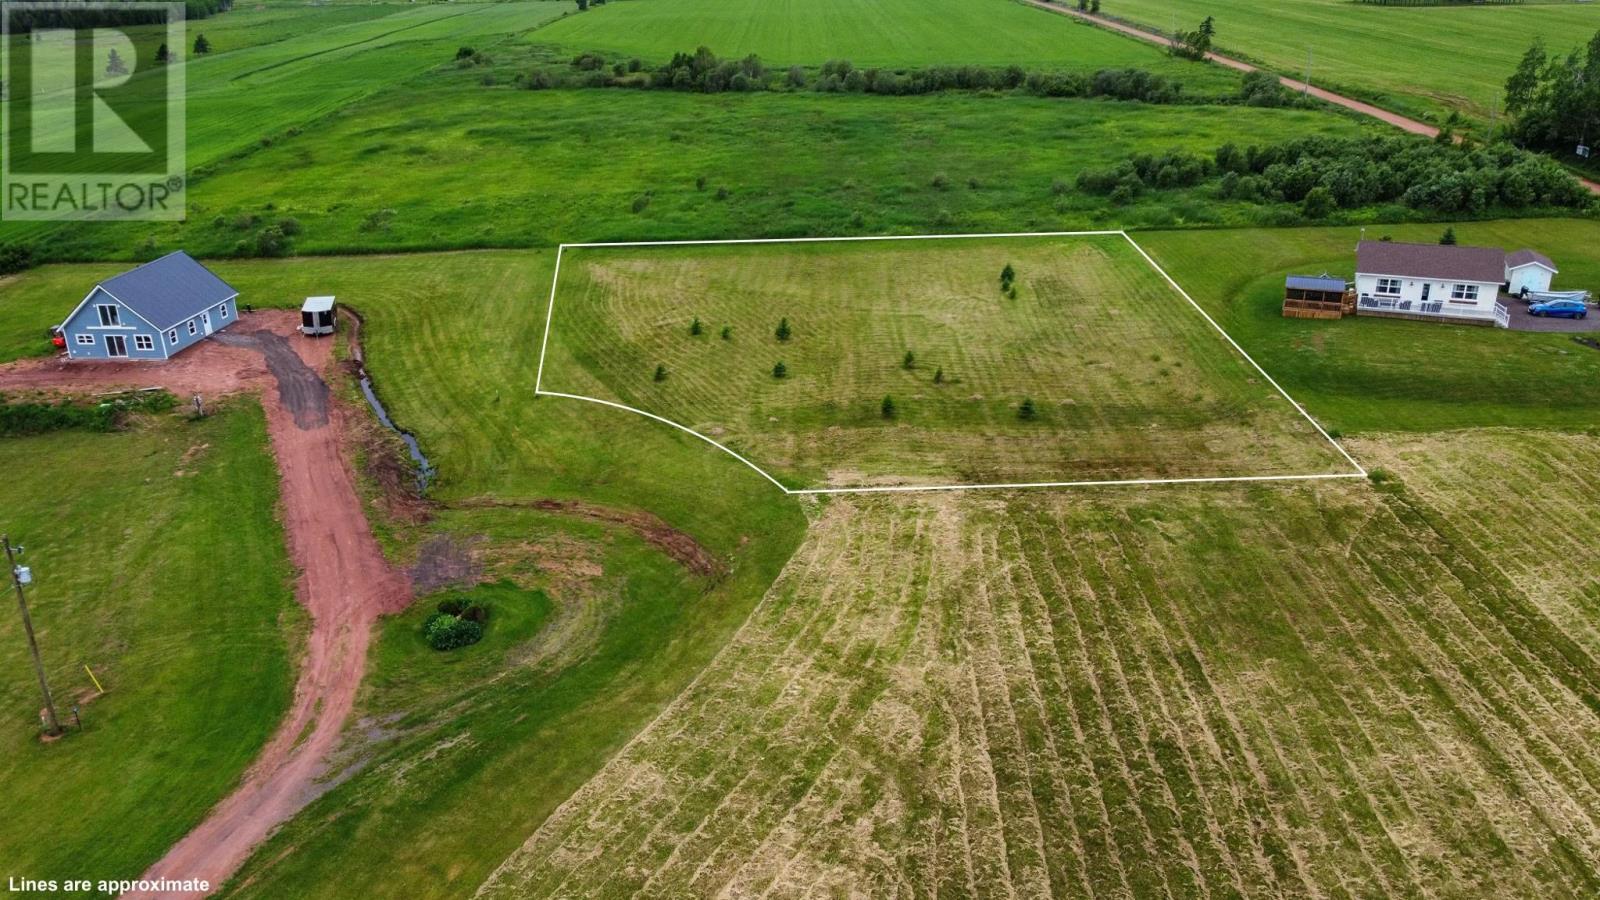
xmin=533 ymin=230 xmax=1367 ymax=495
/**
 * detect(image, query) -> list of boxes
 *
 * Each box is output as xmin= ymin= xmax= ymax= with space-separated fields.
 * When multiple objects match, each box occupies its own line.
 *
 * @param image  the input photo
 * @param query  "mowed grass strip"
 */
xmin=1103 ymin=0 xmax=1600 ymax=123
xmin=542 ymin=235 xmax=1350 ymax=486
xmin=533 ymin=0 xmax=1210 ymax=71
xmin=482 ymin=440 xmax=1600 ymax=897
xmin=0 ymin=403 xmax=301 ymax=887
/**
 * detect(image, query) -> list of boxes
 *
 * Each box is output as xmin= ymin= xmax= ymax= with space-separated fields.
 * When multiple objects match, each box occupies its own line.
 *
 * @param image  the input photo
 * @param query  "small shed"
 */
xmin=1282 ymin=274 xmax=1352 ymax=320
xmin=300 ymin=296 xmax=337 ymax=336
xmin=1505 ymin=249 xmax=1557 ymax=297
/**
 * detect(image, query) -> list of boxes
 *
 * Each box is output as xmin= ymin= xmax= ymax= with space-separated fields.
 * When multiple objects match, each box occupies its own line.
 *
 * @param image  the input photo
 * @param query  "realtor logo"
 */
xmin=2 ymin=2 xmax=186 ymax=221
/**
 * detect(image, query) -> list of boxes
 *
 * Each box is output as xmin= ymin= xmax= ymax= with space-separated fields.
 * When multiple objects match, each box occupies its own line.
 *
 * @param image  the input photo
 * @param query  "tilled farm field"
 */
xmin=481 ymin=431 xmax=1600 ymax=898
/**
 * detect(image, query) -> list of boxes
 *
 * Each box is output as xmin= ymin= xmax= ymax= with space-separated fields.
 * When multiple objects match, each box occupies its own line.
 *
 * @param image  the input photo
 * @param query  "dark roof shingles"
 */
xmin=99 ymin=251 xmax=237 ymax=329
xmin=1506 ymin=249 xmax=1557 ymax=272
xmin=1355 ymin=240 xmax=1506 ymax=284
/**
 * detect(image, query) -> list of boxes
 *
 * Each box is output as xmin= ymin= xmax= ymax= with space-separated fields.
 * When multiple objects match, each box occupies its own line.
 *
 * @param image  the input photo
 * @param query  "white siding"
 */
xmin=1354 ymin=272 xmax=1500 ymax=321
xmin=1506 ymin=264 xmax=1554 ymax=296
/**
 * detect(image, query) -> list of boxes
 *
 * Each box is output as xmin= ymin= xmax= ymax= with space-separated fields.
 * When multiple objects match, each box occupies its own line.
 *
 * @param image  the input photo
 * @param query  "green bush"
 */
xmin=424 ymin=613 xmax=484 ymax=651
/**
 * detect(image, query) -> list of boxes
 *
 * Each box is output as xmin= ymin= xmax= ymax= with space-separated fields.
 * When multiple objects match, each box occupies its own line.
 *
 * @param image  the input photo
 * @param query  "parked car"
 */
xmin=1529 ymin=299 xmax=1588 ymax=319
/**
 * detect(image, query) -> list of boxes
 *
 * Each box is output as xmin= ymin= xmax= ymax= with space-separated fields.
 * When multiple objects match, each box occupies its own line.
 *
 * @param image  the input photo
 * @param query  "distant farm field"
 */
xmin=535 ymin=0 xmax=1207 ymax=70
xmin=45 ymin=84 xmax=1367 ymax=262
xmin=1104 ymin=0 xmax=1600 ymax=123
xmin=539 ymin=234 xmax=1353 ymax=488
xmin=483 ymin=431 xmax=1600 ymax=898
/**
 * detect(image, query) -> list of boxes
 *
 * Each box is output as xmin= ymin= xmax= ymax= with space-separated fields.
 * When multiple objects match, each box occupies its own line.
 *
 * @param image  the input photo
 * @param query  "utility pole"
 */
xmin=5 ymin=535 xmax=61 ymax=736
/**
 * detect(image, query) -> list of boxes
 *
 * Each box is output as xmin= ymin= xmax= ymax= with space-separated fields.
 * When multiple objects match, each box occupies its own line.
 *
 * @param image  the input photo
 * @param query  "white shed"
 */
xmin=300 ymin=296 xmax=337 ymax=336
xmin=1505 ymin=249 xmax=1557 ymax=296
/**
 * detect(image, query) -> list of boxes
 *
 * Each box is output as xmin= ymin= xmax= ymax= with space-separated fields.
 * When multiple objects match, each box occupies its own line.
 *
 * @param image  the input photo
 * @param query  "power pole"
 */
xmin=5 ymin=535 xmax=61 ymax=736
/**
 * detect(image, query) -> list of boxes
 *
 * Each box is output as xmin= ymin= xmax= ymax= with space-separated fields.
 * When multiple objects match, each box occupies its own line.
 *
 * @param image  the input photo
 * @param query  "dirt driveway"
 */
xmin=0 ymin=311 xmax=412 ymax=897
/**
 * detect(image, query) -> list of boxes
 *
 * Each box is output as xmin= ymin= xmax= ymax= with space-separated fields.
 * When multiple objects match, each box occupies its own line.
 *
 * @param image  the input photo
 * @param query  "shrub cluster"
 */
xmin=423 ymin=595 xmax=488 ymax=651
xmin=1076 ymin=135 xmax=1592 ymax=216
xmin=0 ymin=391 xmax=177 ymax=437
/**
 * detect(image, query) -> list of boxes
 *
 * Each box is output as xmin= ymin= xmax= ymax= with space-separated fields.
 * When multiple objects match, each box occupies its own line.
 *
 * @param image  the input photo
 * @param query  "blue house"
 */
xmin=59 ymin=251 xmax=239 ymax=361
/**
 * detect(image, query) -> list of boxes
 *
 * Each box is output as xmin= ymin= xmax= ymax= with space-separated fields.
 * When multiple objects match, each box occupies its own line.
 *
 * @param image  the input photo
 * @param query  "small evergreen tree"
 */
xmin=933 ymin=367 xmax=944 ymax=384
xmin=1090 ymin=0 xmax=1100 ymax=12
xmin=1018 ymin=397 xmax=1037 ymax=420
xmin=653 ymin=364 xmax=667 ymax=382
xmin=902 ymin=350 xmax=915 ymax=370
xmin=1439 ymin=227 xmax=1457 ymax=245
xmin=1000 ymin=263 xmax=1016 ymax=289
xmin=772 ymin=361 xmax=787 ymax=379
xmin=155 ymin=43 xmax=169 ymax=64
xmin=881 ymin=395 xmax=896 ymax=419
xmin=775 ymin=317 xmax=792 ymax=341
xmin=720 ymin=325 xmax=732 ymax=340
xmin=106 ymin=48 xmax=128 ymax=76
xmin=193 ymin=33 xmax=211 ymax=55
xmin=690 ymin=317 xmax=703 ymax=336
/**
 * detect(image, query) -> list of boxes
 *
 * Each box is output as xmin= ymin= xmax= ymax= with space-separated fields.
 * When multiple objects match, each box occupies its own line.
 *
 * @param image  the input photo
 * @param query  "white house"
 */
xmin=1505 ymin=249 xmax=1558 ymax=296
xmin=1354 ymin=241 xmax=1509 ymax=325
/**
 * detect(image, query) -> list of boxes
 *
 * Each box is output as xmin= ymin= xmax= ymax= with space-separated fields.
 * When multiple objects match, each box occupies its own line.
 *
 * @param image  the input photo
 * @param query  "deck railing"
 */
xmin=1357 ymin=294 xmax=1494 ymax=323
xmin=1494 ymin=302 xmax=1511 ymax=329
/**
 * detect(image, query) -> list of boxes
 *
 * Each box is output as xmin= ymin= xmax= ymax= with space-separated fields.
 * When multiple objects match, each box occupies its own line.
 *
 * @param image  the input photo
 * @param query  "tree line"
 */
xmin=1076 ymin=134 xmax=1592 ymax=217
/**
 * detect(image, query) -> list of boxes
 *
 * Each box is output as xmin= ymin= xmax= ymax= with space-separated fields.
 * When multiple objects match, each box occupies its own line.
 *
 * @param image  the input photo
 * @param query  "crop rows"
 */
xmin=481 ymin=431 xmax=1600 ymax=898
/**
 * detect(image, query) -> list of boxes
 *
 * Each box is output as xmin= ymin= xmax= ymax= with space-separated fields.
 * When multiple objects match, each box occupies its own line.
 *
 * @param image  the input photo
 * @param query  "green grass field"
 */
xmin=40 ymin=83 xmax=1370 ymax=262
xmin=1104 ymin=0 xmax=1600 ymax=124
xmin=542 ymin=235 xmax=1353 ymax=487
xmin=0 ymin=250 xmax=807 ymax=897
xmin=534 ymin=0 xmax=1214 ymax=70
xmin=1139 ymin=217 xmax=1600 ymax=434
xmin=0 ymin=402 xmax=301 ymax=888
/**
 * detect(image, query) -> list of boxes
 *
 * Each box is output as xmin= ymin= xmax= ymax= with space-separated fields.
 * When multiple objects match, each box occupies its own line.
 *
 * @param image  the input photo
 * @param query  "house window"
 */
xmin=187 ymin=319 xmax=198 ymax=336
xmin=134 ymin=335 xmax=154 ymax=351
xmin=75 ymin=334 xmax=95 ymax=346
xmin=167 ymin=329 xmax=178 ymax=344
xmin=1450 ymin=284 xmax=1480 ymax=303
xmin=96 ymin=304 xmax=120 ymax=326
xmin=219 ymin=302 xmax=229 ymax=320
xmin=1375 ymin=278 xmax=1402 ymax=296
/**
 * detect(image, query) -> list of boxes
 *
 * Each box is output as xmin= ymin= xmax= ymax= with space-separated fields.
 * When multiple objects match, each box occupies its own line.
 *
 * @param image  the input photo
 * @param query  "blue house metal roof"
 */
xmin=1286 ymin=275 xmax=1347 ymax=293
xmin=97 ymin=251 xmax=238 ymax=330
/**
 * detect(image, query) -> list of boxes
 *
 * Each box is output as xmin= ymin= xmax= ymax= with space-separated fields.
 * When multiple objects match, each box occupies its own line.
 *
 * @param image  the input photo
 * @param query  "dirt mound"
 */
xmin=451 ymin=497 xmax=723 ymax=578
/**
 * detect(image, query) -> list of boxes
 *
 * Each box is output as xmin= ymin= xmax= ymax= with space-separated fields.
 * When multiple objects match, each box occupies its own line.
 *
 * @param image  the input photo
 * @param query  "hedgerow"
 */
xmin=1076 ymin=134 xmax=1593 ymax=217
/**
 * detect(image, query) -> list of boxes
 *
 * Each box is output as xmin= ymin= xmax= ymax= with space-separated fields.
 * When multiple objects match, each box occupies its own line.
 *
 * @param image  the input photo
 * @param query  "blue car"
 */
xmin=1529 ymin=299 xmax=1589 ymax=319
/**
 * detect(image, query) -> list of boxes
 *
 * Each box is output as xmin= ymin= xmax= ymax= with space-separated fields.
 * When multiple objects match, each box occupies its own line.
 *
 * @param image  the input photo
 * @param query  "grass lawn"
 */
xmin=1103 ymin=0 xmax=1600 ymax=125
xmin=1137 ymin=217 xmax=1600 ymax=435
xmin=534 ymin=0 xmax=1219 ymax=71
xmin=39 ymin=84 xmax=1373 ymax=262
xmin=0 ymin=249 xmax=808 ymax=897
xmin=0 ymin=402 xmax=302 ymax=888
xmin=542 ymin=234 xmax=1353 ymax=487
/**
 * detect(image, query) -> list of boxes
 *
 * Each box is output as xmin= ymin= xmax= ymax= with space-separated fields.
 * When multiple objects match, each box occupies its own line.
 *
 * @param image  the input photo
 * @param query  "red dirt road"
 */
xmin=0 ymin=312 xmax=412 ymax=897
xmin=1027 ymin=1 xmax=1600 ymax=196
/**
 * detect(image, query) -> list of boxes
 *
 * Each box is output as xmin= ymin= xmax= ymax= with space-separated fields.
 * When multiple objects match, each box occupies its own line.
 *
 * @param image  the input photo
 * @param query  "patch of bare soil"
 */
xmin=3 ymin=310 xmax=412 ymax=898
xmin=450 ymin=497 xmax=723 ymax=578
xmin=410 ymin=535 xmax=481 ymax=594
